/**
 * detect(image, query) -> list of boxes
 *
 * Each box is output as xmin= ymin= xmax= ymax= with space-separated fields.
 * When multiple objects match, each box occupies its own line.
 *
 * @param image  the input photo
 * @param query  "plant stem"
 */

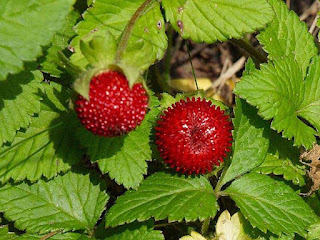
xmin=186 ymin=40 xmax=199 ymax=90
xmin=214 ymin=169 xmax=227 ymax=198
xmin=216 ymin=188 xmax=231 ymax=198
xmin=230 ymin=38 xmax=267 ymax=65
xmin=40 ymin=230 xmax=62 ymax=240
xmin=115 ymin=0 xmax=154 ymax=63
xmin=205 ymin=163 xmax=224 ymax=179
xmin=154 ymin=222 xmax=182 ymax=228
xmin=162 ymin=25 xmax=174 ymax=94
xmin=155 ymin=64 xmax=170 ymax=93
xmin=201 ymin=217 xmax=211 ymax=236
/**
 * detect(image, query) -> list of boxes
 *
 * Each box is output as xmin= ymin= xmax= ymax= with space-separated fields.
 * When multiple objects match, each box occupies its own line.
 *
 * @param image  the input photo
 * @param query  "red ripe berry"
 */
xmin=75 ymin=71 xmax=148 ymax=137
xmin=156 ymin=97 xmax=233 ymax=175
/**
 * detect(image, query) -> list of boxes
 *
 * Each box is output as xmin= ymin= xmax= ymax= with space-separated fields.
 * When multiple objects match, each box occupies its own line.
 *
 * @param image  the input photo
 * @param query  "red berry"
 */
xmin=155 ymin=97 xmax=233 ymax=175
xmin=75 ymin=71 xmax=148 ymax=137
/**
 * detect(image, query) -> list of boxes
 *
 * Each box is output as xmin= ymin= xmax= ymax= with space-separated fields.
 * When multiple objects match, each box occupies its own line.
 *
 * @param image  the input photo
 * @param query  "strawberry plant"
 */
xmin=1 ymin=0 xmax=320 ymax=239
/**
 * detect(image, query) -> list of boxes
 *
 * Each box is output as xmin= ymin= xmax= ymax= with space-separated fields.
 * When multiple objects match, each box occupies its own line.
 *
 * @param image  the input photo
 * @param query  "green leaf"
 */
xmin=0 ymin=83 xmax=83 ymax=182
xmin=40 ymin=11 xmax=79 ymax=77
xmin=220 ymin=98 xmax=269 ymax=186
xmin=0 ymin=68 xmax=43 ymax=144
xmin=0 ymin=0 xmax=76 ymax=80
xmin=305 ymin=193 xmax=320 ymax=217
xmin=308 ymin=221 xmax=320 ymax=240
xmin=40 ymin=82 xmax=70 ymax=112
xmin=318 ymin=12 xmax=320 ymax=41
xmin=257 ymin=0 xmax=317 ymax=75
xmin=0 ymin=226 xmax=18 ymax=240
xmin=0 ymin=171 xmax=109 ymax=234
xmin=78 ymin=127 xmax=150 ymax=190
xmin=105 ymin=172 xmax=218 ymax=227
xmin=256 ymin=155 xmax=305 ymax=186
xmin=41 ymin=233 xmax=91 ymax=240
xmin=240 ymin=212 xmax=293 ymax=240
xmin=234 ymin=55 xmax=320 ymax=149
xmin=71 ymin=0 xmax=167 ymax=83
xmin=162 ymin=0 xmax=274 ymax=43
xmin=78 ymin=106 xmax=160 ymax=189
xmin=159 ymin=93 xmax=178 ymax=109
xmin=298 ymin=56 xmax=320 ymax=136
xmin=243 ymin=58 xmax=256 ymax=76
xmin=103 ymin=221 xmax=164 ymax=240
xmin=0 ymin=225 xmax=91 ymax=240
xmin=255 ymin=131 xmax=306 ymax=186
xmin=225 ymin=172 xmax=317 ymax=237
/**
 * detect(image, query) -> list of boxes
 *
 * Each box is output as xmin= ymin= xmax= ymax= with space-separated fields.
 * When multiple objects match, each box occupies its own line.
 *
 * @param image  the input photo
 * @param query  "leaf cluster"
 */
xmin=0 ymin=0 xmax=319 ymax=239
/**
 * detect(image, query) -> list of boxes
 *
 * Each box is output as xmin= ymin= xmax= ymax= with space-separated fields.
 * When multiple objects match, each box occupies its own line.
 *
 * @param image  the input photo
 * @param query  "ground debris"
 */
xmin=300 ymin=144 xmax=320 ymax=196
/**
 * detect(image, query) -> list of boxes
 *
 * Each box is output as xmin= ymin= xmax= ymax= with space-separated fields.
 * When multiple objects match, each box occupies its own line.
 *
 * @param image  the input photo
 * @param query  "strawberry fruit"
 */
xmin=76 ymin=71 xmax=148 ymax=137
xmin=156 ymin=97 xmax=233 ymax=174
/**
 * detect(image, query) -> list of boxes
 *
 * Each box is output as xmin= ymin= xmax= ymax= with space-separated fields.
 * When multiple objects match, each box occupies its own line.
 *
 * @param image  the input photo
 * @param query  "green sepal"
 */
xmin=117 ymin=62 xmax=143 ymax=88
xmin=57 ymin=51 xmax=84 ymax=77
xmin=72 ymin=30 xmax=118 ymax=100
xmin=73 ymin=64 xmax=145 ymax=101
xmin=80 ymin=31 xmax=117 ymax=68
xmin=160 ymin=91 xmax=230 ymax=113
xmin=72 ymin=30 xmax=146 ymax=100
xmin=73 ymin=67 xmax=101 ymax=100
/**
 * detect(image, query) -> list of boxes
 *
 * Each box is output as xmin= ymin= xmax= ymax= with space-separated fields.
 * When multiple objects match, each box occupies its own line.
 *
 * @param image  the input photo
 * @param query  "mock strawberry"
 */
xmin=75 ymin=71 xmax=148 ymax=137
xmin=155 ymin=97 xmax=233 ymax=175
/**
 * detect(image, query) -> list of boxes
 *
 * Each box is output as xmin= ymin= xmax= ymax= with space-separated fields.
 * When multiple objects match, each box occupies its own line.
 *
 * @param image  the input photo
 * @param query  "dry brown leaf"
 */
xmin=300 ymin=144 xmax=320 ymax=196
xmin=169 ymin=78 xmax=212 ymax=92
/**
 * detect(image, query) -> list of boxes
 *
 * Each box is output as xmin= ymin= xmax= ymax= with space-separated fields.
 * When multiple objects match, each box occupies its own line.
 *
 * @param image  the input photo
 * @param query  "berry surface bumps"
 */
xmin=76 ymin=71 xmax=148 ymax=137
xmin=156 ymin=98 xmax=233 ymax=174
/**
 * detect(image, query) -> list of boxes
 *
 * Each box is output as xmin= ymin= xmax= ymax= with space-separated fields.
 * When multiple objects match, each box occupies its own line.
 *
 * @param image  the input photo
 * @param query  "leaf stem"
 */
xmin=214 ymin=169 xmax=227 ymax=198
xmin=215 ymin=191 xmax=227 ymax=198
xmin=186 ymin=40 xmax=199 ymax=90
xmin=154 ymin=222 xmax=182 ymax=228
xmin=40 ymin=230 xmax=63 ymax=240
xmin=115 ymin=0 xmax=154 ymax=63
xmin=230 ymin=38 xmax=267 ymax=65
xmin=57 ymin=51 xmax=83 ymax=76
xmin=155 ymin=64 xmax=170 ymax=92
xmin=205 ymin=163 xmax=224 ymax=179
xmin=162 ymin=25 xmax=174 ymax=94
xmin=201 ymin=217 xmax=211 ymax=236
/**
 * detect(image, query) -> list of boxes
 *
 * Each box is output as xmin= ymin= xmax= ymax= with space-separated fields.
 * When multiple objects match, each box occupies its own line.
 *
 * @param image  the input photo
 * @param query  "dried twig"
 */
xmin=210 ymin=57 xmax=246 ymax=90
xmin=300 ymin=1 xmax=319 ymax=21
xmin=220 ymin=58 xmax=231 ymax=76
xmin=172 ymin=43 xmax=209 ymax=66
xmin=313 ymin=27 xmax=319 ymax=37
xmin=309 ymin=14 xmax=319 ymax=34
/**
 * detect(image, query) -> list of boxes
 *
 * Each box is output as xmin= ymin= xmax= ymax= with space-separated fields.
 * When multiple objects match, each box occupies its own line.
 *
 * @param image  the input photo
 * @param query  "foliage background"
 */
xmin=0 ymin=0 xmax=320 ymax=239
